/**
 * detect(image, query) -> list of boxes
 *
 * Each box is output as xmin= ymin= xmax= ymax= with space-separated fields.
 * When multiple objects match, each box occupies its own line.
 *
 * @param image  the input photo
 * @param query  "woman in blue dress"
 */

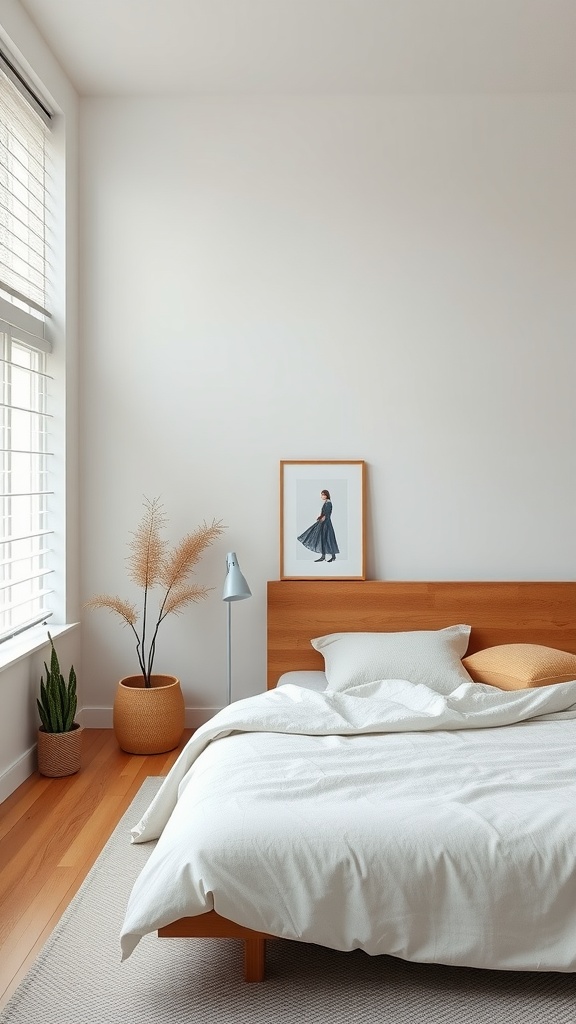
xmin=297 ymin=490 xmax=339 ymax=563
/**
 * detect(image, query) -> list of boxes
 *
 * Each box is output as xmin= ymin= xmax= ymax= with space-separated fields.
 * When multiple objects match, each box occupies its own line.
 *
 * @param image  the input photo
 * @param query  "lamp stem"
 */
xmin=226 ymin=599 xmax=232 ymax=706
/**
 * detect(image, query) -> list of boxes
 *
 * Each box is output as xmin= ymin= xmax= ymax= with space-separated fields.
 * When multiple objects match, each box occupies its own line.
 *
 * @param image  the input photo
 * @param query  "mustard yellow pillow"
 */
xmin=462 ymin=644 xmax=576 ymax=691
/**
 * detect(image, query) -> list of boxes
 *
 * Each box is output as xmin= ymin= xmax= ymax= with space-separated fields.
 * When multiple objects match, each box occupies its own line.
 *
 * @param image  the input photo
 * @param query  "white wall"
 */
xmin=79 ymin=94 xmax=576 ymax=723
xmin=0 ymin=0 xmax=80 ymax=800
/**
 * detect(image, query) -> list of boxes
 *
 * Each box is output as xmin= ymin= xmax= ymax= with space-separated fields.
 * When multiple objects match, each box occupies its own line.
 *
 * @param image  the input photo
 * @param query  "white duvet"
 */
xmin=120 ymin=677 xmax=576 ymax=971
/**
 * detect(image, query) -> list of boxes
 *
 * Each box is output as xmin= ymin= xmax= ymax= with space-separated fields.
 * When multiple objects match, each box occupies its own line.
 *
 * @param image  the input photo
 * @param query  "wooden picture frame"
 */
xmin=280 ymin=460 xmax=366 ymax=580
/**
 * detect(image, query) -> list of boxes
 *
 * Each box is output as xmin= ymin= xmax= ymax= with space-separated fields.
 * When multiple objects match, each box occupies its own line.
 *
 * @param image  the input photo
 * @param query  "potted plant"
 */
xmin=86 ymin=497 xmax=225 ymax=754
xmin=37 ymin=633 xmax=82 ymax=777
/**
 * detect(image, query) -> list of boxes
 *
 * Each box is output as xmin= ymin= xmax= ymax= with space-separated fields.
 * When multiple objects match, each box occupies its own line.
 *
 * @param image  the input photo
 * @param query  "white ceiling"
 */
xmin=16 ymin=0 xmax=576 ymax=97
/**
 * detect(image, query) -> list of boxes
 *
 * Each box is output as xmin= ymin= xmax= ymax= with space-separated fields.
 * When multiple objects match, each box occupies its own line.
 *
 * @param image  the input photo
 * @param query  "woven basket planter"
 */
xmin=37 ymin=722 xmax=83 ymax=777
xmin=113 ymin=674 xmax=185 ymax=754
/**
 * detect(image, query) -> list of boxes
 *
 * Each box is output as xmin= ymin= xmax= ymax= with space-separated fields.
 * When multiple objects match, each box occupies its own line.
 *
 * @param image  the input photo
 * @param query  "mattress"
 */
xmin=277 ymin=670 xmax=327 ymax=691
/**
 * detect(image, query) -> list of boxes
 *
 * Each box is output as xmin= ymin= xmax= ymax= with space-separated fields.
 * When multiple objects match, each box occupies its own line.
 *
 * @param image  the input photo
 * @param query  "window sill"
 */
xmin=0 ymin=622 xmax=79 ymax=674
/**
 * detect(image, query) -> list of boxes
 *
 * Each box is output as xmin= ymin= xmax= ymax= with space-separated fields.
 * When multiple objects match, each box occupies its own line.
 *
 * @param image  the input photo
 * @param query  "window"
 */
xmin=0 ymin=55 xmax=53 ymax=642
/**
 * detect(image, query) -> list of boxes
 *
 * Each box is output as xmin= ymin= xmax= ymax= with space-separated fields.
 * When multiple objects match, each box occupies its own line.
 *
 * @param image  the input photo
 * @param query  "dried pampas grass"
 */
xmin=86 ymin=497 xmax=225 ymax=686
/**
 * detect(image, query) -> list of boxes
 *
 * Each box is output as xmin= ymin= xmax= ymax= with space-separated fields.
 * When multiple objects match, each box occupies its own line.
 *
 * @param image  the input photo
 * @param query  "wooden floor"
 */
xmin=0 ymin=727 xmax=194 ymax=1012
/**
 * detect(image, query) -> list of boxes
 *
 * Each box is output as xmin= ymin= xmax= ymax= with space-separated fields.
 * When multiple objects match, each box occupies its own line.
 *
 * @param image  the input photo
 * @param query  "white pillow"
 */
xmin=311 ymin=625 xmax=472 ymax=694
xmin=276 ymin=671 xmax=328 ymax=692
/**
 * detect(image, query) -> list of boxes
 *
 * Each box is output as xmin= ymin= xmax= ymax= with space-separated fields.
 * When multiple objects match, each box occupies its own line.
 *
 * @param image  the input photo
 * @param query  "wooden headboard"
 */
xmin=267 ymin=580 xmax=576 ymax=688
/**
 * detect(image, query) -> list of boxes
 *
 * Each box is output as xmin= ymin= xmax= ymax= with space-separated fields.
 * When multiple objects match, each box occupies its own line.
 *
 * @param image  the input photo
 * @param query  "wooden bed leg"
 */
xmin=244 ymin=937 xmax=266 ymax=982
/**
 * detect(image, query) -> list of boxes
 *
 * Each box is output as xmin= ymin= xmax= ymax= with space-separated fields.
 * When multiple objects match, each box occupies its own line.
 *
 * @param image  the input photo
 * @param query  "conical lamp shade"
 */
xmin=222 ymin=552 xmax=251 ymax=602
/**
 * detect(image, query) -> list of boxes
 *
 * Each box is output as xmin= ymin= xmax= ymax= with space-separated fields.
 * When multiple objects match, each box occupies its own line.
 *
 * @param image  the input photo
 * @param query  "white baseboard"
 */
xmin=80 ymin=706 xmax=112 ymax=728
xmin=0 ymin=708 xmax=221 ymax=804
xmin=186 ymin=708 xmax=220 ymax=729
xmin=80 ymin=706 xmax=221 ymax=730
xmin=0 ymin=744 xmax=37 ymax=803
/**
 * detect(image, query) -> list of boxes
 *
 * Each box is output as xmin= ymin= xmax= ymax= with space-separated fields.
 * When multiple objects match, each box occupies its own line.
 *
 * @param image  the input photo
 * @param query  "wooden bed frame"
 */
xmin=159 ymin=579 xmax=576 ymax=980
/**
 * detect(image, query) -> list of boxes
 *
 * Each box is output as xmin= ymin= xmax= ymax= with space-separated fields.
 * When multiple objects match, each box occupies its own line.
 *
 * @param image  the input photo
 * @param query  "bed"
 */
xmin=120 ymin=580 xmax=576 ymax=981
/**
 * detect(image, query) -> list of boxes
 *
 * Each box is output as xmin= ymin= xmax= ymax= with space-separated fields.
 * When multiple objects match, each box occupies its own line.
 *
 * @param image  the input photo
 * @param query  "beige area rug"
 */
xmin=2 ymin=777 xmax=574 ymax=1024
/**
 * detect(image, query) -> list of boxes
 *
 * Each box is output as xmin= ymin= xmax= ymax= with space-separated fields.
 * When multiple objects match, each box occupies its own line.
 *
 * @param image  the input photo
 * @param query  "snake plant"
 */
xmin=37 ymin=633 xmax=78 ymax=733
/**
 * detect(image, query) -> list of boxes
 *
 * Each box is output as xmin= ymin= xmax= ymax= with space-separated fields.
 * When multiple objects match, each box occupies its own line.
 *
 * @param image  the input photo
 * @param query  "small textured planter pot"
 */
xmin=37 ymin=722 xmax=83 ymax=777
xmin=113 ymin=674 xmax=185 ymax=754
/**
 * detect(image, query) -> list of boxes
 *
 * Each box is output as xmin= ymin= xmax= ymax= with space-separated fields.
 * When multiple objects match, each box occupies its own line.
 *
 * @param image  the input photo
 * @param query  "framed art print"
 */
xmin=280 ymin=460 xmax=366 ymax=580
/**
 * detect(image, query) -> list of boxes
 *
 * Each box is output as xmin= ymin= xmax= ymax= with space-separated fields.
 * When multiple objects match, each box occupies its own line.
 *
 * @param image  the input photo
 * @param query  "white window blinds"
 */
xmin=0 ymin=60 xmax=53 ymax=642
xmin=0 ymin=61 xmax=50 ymax=316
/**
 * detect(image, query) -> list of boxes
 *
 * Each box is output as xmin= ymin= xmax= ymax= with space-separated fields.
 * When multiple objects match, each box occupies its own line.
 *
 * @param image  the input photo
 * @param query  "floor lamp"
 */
xmin=222 ymin=551 xmax=252 ymax=706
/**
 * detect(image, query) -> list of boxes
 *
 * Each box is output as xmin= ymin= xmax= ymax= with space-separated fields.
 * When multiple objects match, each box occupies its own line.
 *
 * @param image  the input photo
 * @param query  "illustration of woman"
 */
xmin=297 ymin=490 xmax=340 ymax=563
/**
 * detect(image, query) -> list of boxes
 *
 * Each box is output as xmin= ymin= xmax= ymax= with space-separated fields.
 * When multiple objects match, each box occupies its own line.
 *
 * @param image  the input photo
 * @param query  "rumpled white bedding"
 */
xmin=120 ymin=677 xmax=576 ymax=970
